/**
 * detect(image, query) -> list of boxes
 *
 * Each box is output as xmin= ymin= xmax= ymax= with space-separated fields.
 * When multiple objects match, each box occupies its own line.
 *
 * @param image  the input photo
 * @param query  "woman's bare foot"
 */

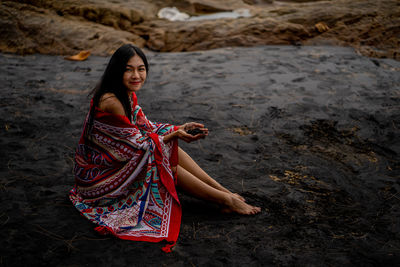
xmin=217 ymin=186 xmax=246 ymax=202
xmin=222 ymin=195 xmax=261 ymax=215
xmin=232 ymin=193 xmax=246 ymax=202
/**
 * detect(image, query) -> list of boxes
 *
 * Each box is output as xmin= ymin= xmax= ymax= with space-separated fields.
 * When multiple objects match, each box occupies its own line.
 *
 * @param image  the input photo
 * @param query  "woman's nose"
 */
xmin=132 ymin=70 xmax=140 ymax=78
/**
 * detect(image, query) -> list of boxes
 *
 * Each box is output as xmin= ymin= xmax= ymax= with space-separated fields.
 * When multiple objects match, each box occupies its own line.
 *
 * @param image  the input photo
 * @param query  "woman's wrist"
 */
xmin=163 ymin=131 xmax=176 ymax=143
xmin=178 ymin=124 xmax=186 ymax=131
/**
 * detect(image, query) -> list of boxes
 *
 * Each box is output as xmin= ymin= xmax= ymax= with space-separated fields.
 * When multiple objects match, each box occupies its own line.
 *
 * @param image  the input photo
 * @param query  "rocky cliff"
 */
xmin=0 ymin=0 xmax=399 ymax=59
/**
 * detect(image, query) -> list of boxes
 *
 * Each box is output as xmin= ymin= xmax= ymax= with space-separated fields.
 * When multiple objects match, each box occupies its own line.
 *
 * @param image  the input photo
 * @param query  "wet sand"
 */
xmin=1 ymin=45 xmax=399 ymax=266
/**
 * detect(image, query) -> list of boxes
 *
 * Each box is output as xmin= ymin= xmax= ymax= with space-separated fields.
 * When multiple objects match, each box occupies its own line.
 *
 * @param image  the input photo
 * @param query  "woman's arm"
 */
xmin=99 ymin=94 xmax=208 ymax=144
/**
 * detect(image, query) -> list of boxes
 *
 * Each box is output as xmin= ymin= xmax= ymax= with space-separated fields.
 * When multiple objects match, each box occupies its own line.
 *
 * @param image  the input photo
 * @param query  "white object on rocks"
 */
xmin=188 ymin=8 xmax=252 ymax=21
xmin=157 ymin=7 xmax=190 ymax=21
xmin=234 ymin=8 xmax=251 ymax=18
xmin=158 ymin=7 xmax=252 ymax=22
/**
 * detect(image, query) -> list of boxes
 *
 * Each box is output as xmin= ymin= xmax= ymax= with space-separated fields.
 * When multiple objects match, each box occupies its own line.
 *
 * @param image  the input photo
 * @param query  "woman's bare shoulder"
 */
xmin=99 ymin=93 xmax=125 ymax=116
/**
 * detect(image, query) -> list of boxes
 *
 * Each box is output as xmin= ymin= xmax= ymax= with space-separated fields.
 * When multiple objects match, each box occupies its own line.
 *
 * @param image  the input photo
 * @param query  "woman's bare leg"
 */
xmin=176 ymin=165 xmax=260 ymax=215
xmin=178 ymin=147 xmax=245 ymax=201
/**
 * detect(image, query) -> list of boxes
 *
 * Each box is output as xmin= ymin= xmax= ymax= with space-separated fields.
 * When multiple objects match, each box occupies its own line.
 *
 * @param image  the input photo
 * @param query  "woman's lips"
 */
xmin=130 ymin=81 xmax=141 ymax=85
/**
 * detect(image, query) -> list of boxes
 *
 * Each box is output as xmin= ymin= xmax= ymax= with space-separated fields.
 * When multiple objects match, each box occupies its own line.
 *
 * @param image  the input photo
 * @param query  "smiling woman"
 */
xmin=98 ymin=53 xmax=148 ymax=117
xmin=69 ymin=44 xmax=260 ymax=253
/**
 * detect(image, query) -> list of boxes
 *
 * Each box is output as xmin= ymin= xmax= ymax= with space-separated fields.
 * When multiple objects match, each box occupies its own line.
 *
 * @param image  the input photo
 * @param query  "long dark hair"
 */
xmin=84 ymin=44 xmax=149 ymax=137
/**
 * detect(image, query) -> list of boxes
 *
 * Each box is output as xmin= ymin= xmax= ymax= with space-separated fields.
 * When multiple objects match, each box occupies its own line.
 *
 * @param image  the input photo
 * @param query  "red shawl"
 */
xmin=70 ymin=93 xmax=181 ymax=252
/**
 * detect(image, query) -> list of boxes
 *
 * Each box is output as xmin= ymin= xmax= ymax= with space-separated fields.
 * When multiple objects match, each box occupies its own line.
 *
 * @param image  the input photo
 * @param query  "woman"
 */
xmin=69 ymin=44 xmax=260 ymax=252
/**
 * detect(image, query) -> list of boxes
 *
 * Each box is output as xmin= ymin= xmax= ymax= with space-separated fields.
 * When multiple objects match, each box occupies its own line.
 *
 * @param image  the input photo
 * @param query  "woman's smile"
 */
xmin=130 ymin=80 xmax=142 ymax=84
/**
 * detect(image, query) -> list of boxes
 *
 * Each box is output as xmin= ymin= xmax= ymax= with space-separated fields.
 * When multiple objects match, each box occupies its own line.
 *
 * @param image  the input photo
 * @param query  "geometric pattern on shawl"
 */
xmin=69 ymin=93 xmax=181 ymax=252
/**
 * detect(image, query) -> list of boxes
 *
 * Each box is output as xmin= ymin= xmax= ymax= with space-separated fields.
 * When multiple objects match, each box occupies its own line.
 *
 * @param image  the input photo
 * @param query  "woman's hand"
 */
xmin=179 ymin=122 xmax=208 ymax=133
xmin=163 ymin=122 xmax=208 ymax=143
xmin=180 ymin=122 xmax=208 ymax=140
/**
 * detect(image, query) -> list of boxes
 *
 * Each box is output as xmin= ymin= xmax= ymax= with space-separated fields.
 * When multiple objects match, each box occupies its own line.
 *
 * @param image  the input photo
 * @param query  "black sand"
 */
xmin=1 ymin=45 xmax=399 ymax=266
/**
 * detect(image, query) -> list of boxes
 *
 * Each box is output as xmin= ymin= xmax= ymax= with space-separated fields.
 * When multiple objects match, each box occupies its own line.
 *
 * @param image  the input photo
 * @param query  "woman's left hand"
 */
xmin=163 ymin=122 xmax=208 ymax=143
xmin=179 ymin=122 xmax=207 ymax=133
xmin=181 ymin=122 xmax=209 ymax=138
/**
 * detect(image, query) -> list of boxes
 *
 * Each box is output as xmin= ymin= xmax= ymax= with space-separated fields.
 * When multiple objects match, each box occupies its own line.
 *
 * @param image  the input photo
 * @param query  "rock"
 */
xmin=190 ymin=0 xmax=241 ymax=13
xmin=0 ymin=0 xmax=399 ymax=60
xmin=0 ymin=2 xmax=145 ymax=55
xmin=14 ymin=0 xmax=156 ymax=28
xmin=134 ymin=26 xmax=166 ymax=51
xmin=243 ymin=0 xmax=274 ymax=5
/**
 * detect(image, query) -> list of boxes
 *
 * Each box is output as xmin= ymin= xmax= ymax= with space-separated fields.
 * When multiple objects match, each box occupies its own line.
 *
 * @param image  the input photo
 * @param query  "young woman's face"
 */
xmin=123 ymin=54 xmax=147 ymax=94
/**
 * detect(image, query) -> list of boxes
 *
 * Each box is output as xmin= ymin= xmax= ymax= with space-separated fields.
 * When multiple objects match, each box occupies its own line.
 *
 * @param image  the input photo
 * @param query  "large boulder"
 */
xmin=0 ymin=2 xmax=145 ymax=55
xmin=133 ymin=17 xmax=311 ymax=52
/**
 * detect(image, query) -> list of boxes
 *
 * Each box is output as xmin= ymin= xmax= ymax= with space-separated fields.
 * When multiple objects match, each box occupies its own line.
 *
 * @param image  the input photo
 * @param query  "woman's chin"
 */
xmin=127 ymin=87 xmax=141 ymax=93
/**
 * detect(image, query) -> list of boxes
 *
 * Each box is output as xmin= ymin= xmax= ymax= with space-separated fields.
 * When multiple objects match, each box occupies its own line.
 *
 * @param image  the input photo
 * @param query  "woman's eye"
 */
xmin=139 ymin=68 xmax=145 ymax=72
xmin=125 ymin=69 xmax=133 ymax=72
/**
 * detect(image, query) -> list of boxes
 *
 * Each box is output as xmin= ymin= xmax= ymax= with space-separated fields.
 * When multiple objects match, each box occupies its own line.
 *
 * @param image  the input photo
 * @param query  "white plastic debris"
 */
xmin=158 ymin=7 xmax=252 ymax=22
xmin=234 ymin=8 xmax=251 ymax=18
xmin=157 ymin=7 xmax=190 ymax=21
xmin=188 ymin=8 xmax=251 ymax=21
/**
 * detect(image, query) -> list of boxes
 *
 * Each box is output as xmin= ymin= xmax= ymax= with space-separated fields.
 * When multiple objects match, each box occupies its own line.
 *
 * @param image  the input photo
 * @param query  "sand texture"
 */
xmin=1 ymin=46 xmax=399 ymax=266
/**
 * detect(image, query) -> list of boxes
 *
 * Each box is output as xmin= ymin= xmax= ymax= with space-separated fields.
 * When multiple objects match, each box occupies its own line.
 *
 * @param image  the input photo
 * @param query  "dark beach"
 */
xmin=1 ymin=45 xmax=399 ymax=266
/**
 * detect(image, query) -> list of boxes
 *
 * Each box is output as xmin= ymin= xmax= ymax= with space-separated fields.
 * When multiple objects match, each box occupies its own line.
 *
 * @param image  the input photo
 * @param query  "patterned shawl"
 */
xmin=69 ymin=92 xmax=181 ymax=252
